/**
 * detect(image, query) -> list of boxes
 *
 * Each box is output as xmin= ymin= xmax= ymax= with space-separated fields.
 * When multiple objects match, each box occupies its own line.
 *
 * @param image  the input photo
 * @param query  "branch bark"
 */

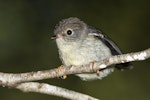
xmin=16 ymin=82 xmax=98 ymax=100
xmin=0 ymin=48 xmax=150 ymax=100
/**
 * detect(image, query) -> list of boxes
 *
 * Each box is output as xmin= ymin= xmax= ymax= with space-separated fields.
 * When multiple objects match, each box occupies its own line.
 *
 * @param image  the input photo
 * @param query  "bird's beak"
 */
xmin=51 ymin=35 xmax=57 ymax=39
xmin=51 ymin=34 xmax=64 ymax=39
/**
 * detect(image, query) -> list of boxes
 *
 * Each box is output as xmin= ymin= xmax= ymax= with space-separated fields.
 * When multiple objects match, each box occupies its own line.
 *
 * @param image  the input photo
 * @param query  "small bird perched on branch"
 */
xmin=52 ymin=17 xmax=132 ymax=81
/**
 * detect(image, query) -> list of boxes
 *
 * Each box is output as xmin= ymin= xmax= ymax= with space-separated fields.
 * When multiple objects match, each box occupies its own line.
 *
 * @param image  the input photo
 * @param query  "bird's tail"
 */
xmin=115 ymin=62 xmax=133 ymax=70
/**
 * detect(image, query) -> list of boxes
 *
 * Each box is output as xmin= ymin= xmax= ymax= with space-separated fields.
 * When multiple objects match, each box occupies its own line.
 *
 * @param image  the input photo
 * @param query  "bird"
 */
xmin=52 ymin=17 xmax=132 ymax=81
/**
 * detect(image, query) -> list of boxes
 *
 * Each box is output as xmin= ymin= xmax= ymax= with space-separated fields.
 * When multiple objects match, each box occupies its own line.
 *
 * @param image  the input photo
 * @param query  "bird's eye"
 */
xmin=66 ymin=30 xmax=72 ymax=35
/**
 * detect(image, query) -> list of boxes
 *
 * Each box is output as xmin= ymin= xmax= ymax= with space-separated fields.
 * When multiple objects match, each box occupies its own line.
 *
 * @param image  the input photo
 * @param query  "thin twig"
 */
xmin=16 ymin=82 xmax=99 ymax=100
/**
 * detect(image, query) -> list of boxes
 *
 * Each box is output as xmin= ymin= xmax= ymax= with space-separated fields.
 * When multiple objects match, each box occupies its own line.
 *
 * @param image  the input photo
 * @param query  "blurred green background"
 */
xmin=0 ymin=0 xmax=150 ymax=100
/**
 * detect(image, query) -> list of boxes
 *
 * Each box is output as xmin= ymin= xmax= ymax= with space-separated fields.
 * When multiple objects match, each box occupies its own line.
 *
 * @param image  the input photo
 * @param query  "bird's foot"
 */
xmin=89 ymin=61 xmax=100 ymax=76
xmin=56 ymin=65 xmax=67 ymax=79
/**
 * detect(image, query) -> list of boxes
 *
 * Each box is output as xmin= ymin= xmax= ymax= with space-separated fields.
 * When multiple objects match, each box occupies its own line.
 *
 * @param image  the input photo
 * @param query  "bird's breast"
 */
xmin=56 ymin=37 xmax=112 ymax=66
xmin=58 ymin=42 xmax=90 ymax=66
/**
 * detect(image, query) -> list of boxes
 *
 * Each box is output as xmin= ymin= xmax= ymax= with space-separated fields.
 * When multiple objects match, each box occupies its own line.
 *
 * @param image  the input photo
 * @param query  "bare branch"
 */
xmin=16 ymin=82 xmax=99 ymax=100
xmin=0 ymin=48 xmax=149 ymax=86
xmin=0 ymin=48 xmax=149 ymax=100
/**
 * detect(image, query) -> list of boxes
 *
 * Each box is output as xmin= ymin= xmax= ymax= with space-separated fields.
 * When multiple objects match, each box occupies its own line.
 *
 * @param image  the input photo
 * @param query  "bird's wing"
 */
xmin=87 ymin=25 xmax=132 ymax=69
xmin=87 ymin=26 xmax=122 ymax=55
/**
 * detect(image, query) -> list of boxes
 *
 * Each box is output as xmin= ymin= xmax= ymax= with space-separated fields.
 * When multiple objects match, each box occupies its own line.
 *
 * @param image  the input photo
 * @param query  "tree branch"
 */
xmin=0 ymin=48 xmax=149 ymax=86
xmin=0 ymin=48 xmax=149 ymax=100
xmin=16 ymin=82 xmax=98 ymax=100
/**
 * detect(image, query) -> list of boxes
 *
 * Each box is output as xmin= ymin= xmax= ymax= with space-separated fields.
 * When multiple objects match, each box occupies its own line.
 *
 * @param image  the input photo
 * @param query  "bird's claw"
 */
xmin=56 ymin=65 xmax=67 ymax=79
xmin=90 ymin=61 xmax=100 ymax=76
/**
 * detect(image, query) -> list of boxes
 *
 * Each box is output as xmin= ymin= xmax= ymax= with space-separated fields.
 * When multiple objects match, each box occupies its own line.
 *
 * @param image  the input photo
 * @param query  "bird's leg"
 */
xmin=56 ymin=65 xmax=67 ymax=79
xmin=89 ymin=61 xmax=100 ymax=76
xmin=96 ymin=70 xmax=100 ymax=76
xmin=60 ymin=75 xmax=67 ymax=79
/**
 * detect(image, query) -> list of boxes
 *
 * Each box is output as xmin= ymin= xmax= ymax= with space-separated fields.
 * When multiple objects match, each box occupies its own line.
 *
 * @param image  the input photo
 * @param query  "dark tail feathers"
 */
xmin=115 ymin=62 xmax=133 ymax=70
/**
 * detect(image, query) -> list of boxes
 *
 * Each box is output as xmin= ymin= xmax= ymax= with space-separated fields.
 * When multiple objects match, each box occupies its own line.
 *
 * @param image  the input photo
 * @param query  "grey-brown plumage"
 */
xmin=53 ymin=17 xmax=132 ymax=81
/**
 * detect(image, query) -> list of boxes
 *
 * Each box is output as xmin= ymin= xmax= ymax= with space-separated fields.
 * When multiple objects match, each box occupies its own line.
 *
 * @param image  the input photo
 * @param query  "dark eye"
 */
xmin=66 ymin=30 xmax=72 ymax=35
